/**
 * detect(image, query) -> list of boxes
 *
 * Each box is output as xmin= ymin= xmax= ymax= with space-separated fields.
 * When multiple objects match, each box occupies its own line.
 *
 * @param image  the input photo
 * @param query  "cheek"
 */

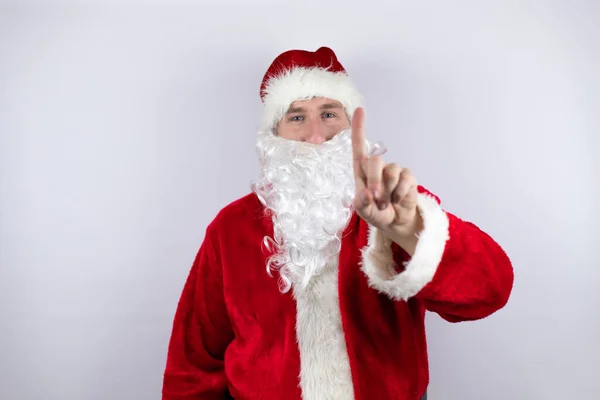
xmin=330 ymin=118 xmax=350 ymax=131
xmin=277 ymin=122 xmax=305 ymax=140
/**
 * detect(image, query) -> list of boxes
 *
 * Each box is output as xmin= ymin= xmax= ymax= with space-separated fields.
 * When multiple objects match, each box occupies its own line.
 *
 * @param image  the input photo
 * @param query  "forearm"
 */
xmin=361 ymin=191 xmax=514 ymax=321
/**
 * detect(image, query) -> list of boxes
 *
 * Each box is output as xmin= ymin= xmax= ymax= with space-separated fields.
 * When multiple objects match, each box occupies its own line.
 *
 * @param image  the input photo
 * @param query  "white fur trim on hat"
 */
xmin=260 ymin=67 xmax=363 ymax=133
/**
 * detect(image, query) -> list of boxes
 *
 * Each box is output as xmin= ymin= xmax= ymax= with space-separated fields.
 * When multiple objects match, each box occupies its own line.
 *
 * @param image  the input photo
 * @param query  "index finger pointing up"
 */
xmin=351 ymin=107 xmax=367 ymax=179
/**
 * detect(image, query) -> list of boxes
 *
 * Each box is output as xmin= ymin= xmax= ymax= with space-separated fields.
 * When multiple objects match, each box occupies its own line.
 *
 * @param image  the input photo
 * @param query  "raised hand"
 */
xmin=351 ymin=107 xmax=422 ymax=248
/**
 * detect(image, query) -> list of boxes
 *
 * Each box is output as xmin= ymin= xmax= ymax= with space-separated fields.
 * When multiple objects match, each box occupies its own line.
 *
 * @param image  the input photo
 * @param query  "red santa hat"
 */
xmin=259 ymin=46 xmax=364 ymax=133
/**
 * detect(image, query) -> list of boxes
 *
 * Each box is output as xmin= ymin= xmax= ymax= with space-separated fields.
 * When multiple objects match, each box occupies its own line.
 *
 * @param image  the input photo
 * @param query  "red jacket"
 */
xmin=162 ymin=187 xmax=514 ymax=400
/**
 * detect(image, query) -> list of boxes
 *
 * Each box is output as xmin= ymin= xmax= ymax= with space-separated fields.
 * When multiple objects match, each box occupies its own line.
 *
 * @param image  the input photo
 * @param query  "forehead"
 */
xmin=287 ymin=97 xmax=344 ymax=111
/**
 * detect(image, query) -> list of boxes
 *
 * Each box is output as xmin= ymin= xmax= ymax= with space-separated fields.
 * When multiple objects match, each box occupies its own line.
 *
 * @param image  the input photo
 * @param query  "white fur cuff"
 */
xmin=360 ymin=193 xmax=450 ymax=301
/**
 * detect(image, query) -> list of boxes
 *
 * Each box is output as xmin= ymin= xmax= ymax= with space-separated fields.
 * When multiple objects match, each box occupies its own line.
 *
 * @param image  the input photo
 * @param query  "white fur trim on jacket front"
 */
xmin=260 ymin=67 xmax=363 ymax=133
xmin=292 ymin=261 xmax=355 ymax=400
xmin=360 ymin=193 xmax=450 ymax=301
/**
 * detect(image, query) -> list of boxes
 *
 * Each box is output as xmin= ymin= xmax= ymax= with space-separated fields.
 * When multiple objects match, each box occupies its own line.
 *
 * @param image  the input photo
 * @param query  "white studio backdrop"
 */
xmin=1 ymin=1 xmax=598 ymax=399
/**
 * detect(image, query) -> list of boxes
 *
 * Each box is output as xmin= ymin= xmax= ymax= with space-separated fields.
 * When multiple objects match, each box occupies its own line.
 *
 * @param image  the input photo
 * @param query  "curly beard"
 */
xmin=251 ymin=129 xmax=368 ymax=293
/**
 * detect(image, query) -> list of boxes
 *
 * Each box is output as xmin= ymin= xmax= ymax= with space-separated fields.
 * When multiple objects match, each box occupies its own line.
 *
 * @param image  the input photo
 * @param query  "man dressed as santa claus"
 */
xmin=162 ymin=47 xmax=514 ymax=400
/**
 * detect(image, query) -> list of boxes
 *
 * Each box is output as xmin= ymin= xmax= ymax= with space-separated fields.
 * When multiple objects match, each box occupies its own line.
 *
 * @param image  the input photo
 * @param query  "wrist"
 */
xmin=387 ymin=211 xmax=423 ymax=256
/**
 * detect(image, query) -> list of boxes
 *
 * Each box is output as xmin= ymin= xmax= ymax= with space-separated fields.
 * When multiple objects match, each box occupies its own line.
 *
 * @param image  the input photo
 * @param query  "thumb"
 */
xmin=355 ymin=187 xmax=376 ymax=218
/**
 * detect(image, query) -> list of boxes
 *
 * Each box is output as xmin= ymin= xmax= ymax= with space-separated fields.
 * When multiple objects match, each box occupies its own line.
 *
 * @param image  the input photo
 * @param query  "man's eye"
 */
xmin=323 ymin=112 xmax=336 ymax=118
xmin=289 ymin=115 xmax=304 ymax=122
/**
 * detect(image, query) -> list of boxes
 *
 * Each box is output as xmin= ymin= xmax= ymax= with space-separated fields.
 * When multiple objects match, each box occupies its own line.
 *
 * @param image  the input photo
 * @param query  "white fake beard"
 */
xmin=251 ymin=129 xmax=358 ymax=293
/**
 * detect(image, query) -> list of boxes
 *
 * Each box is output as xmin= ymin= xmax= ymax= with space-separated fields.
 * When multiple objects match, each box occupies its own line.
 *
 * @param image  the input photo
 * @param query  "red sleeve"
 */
xmin=360 ymin=186 xmax=514 ymax=322
xmin=162 ymin=226 xmax=234 ymax=399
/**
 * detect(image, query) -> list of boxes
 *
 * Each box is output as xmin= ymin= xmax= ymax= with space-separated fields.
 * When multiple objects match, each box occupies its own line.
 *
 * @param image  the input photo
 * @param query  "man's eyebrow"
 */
xmin=319 ymin=102 xmax=343 ymax=110
xmin=286 ymin=102 xmax=344 ymax=114
xmin=286 ymin=106 xmax=306 ymax=114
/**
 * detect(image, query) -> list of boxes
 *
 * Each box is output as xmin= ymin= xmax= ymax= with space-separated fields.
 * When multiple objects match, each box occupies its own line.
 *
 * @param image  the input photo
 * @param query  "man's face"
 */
xmin=275 ymin=97 xmax=351 ymax=143
xmin=254 ymin=98 xmax=356 ymax=290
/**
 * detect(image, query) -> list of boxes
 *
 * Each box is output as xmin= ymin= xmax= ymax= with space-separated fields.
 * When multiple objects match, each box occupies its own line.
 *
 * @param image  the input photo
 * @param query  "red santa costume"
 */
xmin=162 ymin=47 xmax=514 ymax=400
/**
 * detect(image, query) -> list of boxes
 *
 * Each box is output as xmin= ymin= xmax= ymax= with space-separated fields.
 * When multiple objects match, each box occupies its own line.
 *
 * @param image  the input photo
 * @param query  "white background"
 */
xmin=1 ymin=1 xmax=599 ymax=399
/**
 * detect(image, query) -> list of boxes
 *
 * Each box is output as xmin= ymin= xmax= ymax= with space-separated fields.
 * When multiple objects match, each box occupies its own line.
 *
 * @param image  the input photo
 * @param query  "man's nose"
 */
xmin=306 ymin=119 xmax=327 ymax=144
